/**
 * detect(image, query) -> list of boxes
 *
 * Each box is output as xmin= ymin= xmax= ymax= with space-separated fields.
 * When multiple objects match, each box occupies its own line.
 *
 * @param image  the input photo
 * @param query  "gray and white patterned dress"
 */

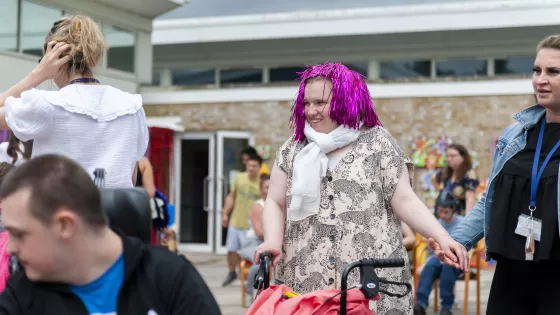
xmin=273 ymin=126 xmax=414 ymax=315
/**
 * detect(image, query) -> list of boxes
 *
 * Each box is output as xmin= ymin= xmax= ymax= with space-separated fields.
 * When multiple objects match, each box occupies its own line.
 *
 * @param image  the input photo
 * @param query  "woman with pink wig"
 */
xmin=254 ymin=62 xmax=468 ymax=314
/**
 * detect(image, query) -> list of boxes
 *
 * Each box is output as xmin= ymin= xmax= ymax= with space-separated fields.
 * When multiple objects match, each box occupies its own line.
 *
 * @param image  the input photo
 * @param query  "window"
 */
xmin=345 ymin=62 xmax=368 ymax=77
xmin=21 ymin=0 xmax=63 ymax=56
xmin=270 ymin=66 xmax=306 ymax=82
xmin=380 ymin=60 xmax=431 ymax=79
xmin=0 ymin=0 xmax=19 ymax=52
xmin=220 ymin=68 xmax=262 ymax=84
xmin=152 ymin=70 xmax=161 ymax=85
xmin=436 ymin=59 xmax=487 ymax=77
xmin=495 ymin=56 xmax=534 ymax=75
xmin=105 ymin=26 xmax=135 ymax=73
xmin=172 ymin=68 xmax=215 ymax=85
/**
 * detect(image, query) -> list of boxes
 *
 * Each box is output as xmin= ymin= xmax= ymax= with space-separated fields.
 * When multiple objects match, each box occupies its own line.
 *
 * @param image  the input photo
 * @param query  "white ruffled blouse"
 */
xmin=4 ymin=85 xmax=149 ymax=188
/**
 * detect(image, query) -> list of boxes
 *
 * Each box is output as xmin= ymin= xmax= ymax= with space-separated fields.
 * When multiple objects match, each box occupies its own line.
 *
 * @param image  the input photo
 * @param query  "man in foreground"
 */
xmin=0 ymin=154 xmax=221 ymax=315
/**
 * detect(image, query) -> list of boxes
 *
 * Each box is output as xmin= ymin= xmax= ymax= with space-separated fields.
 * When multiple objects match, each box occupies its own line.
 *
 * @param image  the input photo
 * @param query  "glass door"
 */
xmin=215 ymin=131 xmax=254 ymax=254
xmin=174 ymin=132 xmax=215 ymax=253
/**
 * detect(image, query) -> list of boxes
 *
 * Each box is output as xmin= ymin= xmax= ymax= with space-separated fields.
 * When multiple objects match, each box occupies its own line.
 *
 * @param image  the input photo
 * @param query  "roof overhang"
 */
xmin=146 ymin=116 xmax=185 ymax=131
xmin=93 ymin=0 xmax=187 ymax=19
xmin=39 ymin=0 xmax=187 ymax=33
xmin=153 ymin=0 xmax=560 ymax=45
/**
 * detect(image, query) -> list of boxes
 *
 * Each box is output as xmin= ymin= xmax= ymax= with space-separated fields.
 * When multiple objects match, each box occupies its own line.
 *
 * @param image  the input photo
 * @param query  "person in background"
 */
xmin=242 ymin=146 xmax=270 ymax=176
xmin=402 ymin=221 xmax=415 ymax=264
xmin=0 ymin=14 xmax=148 ymax=188
xmin=415 ymin=191 xmax=463 ymax=315
xmin=222 ymin=147 xmax=270 ymax=230
xmin=241 ymin=147 xmax=258 ymax=167
xmin=0 ymin=163 xmax=15 ymax=230
xmin=135 ymin=156 xmax=174 ymax=248
xmin=402 ymin=221 xmax=415 ymax=249
xmin=239 ymin=174 xmax=269 ymax=307
xmin=221 ymin=153 xmax=262 ymax=287
xmin=0 ymin=132 xmax=31 ymax=166
xmin=0 ymin=162 xmax=15 ymax=292
xmin=431 ymin=144 xmax=479 ymax=215
xmin=135 ymin=156 xmax=156 ymax=198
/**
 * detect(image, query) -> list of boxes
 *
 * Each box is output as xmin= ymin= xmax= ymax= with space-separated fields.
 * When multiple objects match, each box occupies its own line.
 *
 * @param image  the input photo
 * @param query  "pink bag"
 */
xmin=0 ymin=232 xmax=10 ymax=291
xmin=245 ymin=284 xmax=377 ymax=315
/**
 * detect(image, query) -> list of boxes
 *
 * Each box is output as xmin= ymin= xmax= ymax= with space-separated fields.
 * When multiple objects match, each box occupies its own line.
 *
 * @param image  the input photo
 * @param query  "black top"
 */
xmin=0 ymin=233 xmax=222 ymax=315
xmin=487 ymin=117 xmax=560 ymax=261
xmin=135 ymin=166 xmax=143 ymax=187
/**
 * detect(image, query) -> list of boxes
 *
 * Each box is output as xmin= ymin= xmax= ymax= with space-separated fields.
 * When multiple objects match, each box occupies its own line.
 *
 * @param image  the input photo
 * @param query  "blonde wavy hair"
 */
xmin=537 ymin=34 xmax=560 ymax=52
xmin=43 ymin=14 xmax=106 ymax=78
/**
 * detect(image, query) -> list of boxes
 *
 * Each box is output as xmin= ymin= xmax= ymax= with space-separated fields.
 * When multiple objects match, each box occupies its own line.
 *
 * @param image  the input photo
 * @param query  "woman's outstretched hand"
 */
xmin=33 ymin=41 xmax=71 ymax=81
xmin=429 ymin=236 xmax=469 ymax=272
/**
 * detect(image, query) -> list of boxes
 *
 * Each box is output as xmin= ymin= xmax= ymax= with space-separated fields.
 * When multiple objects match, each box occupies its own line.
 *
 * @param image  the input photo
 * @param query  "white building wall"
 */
xmin=135 ymin=32 xmax=153 ymax=85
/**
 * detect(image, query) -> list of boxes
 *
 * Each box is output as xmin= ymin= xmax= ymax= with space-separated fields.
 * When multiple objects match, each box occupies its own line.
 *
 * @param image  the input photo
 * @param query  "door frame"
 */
xmin=214 ymin=131 xmax=255 ymax=254
xmin=174 ymin=132 xmax=216 ymax=253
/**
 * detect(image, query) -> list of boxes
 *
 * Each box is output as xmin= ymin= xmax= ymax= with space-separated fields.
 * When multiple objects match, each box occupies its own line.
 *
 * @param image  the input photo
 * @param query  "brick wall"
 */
xmin=144 ymin=94 xmax=535 ymax=188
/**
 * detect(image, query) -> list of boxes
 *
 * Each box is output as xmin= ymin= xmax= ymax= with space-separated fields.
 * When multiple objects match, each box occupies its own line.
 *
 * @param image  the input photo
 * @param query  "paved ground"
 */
xmin=185 ymin=252 xmax=493 ymax=315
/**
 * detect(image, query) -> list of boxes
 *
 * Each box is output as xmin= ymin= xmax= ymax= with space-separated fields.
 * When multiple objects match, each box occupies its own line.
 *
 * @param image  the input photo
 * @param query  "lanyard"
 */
xmin=529 ymin=119 xmax=560 ymax=210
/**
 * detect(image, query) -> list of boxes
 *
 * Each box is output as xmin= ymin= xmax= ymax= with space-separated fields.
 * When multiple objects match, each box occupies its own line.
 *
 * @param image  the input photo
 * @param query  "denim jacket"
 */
xmin=451 ymin=105 xmax=560 ymax=258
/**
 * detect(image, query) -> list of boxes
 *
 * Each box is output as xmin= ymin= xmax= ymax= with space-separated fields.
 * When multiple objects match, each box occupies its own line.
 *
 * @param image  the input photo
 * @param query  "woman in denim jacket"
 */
xmin=433 ymin=35 xmax=560 ymax=314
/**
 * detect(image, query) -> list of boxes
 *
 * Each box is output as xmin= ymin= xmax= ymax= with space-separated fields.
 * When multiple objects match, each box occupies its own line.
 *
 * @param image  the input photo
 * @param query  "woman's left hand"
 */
xmin=429 ymin=236 xmax=469 ymax=272
xmin=33 ymin=41 xmax=71 ymax=81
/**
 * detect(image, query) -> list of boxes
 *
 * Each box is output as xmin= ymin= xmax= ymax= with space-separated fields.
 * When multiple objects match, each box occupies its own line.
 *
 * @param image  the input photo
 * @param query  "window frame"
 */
xmin=6 ymin=0 xmax=138 ymax=76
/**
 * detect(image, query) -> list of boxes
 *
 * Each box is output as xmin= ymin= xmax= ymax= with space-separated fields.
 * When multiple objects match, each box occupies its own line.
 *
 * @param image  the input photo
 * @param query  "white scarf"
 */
xmin=288 ymin=122 xmax=361 ymax=221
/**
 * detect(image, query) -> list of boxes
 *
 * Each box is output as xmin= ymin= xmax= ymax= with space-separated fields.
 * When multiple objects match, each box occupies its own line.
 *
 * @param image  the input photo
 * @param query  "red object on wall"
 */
xmin=148 ymin=127 xmax=174 ymax=198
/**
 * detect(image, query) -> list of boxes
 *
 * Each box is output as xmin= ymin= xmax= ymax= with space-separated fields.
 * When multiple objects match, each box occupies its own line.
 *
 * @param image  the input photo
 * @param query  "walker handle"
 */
xmin=253 ymin=252 xmax=272 ymax=290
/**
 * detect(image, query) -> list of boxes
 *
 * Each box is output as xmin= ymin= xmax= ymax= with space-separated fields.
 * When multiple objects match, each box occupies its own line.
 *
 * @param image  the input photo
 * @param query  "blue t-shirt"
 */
xmin=70 ymin=254 xmax=124 ymax=315
xmin=428 ymin=215 xmax=464 ymax=256
xmin=439 ymin=215 xmax=463 ymax=234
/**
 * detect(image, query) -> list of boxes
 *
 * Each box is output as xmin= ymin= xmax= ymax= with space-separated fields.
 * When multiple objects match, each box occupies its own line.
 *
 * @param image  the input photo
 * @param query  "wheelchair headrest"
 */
xmin=100 ymin=188 xmax=152 ymax=244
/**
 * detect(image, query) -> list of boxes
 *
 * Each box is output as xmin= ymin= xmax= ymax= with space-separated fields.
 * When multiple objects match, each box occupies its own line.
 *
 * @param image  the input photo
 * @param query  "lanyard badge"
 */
xmin=515 ymin=119 xmax=560 ymax=260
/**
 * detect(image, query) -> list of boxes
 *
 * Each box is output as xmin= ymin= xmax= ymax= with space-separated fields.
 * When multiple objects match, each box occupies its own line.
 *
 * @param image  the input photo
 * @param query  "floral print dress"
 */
xmin=435 ymin=169 xmax=479 ymax=214
xmin=273 ymin=126 xmax=414 ymax=315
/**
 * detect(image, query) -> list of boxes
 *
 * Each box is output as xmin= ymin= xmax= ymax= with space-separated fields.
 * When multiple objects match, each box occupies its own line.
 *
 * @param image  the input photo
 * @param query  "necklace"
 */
xmin=68 ymin=78 xmax=100 ymax=85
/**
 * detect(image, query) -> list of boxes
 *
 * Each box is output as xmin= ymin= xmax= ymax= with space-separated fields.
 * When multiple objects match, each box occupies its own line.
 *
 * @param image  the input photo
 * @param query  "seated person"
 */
xmin=402 ymin=221 xmax=415 ymax=266
xmin=0 ymin=155 xmax=221 ymax=315
xmin=414 ymin=191 xmax=464 ymax=315
xmin=239 ymin=175 xmax=269 ymax=307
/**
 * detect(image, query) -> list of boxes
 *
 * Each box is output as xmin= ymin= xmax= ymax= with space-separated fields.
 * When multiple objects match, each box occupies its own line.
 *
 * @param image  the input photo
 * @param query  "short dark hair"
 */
xmin=241 ymin=146 xmax=258 ymax=156
xmin=259 ymin=174 xmax=270 ymax=188
xmin=246 ymin=153 xmax=263 ymax=165
xmin=435 ymin=190 xmax=459 ymax=212
xmin=0 ymin=154 xmax=107 ymax=228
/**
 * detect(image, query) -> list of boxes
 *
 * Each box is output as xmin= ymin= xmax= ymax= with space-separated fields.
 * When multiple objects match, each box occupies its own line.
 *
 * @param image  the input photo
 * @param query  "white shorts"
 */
xmin=226 ymin=226 xmax=248 ymax=252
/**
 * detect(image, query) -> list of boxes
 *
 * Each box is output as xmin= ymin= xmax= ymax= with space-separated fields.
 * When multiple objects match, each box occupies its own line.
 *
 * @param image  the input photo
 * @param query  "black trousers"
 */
xmin=487 ymin=258 xmax=560 ymax=315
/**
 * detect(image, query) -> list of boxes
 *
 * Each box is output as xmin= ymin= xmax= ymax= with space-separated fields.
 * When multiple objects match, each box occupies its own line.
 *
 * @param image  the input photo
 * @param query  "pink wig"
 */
xmin=289 ymin=62 xmax=382 ymax=142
